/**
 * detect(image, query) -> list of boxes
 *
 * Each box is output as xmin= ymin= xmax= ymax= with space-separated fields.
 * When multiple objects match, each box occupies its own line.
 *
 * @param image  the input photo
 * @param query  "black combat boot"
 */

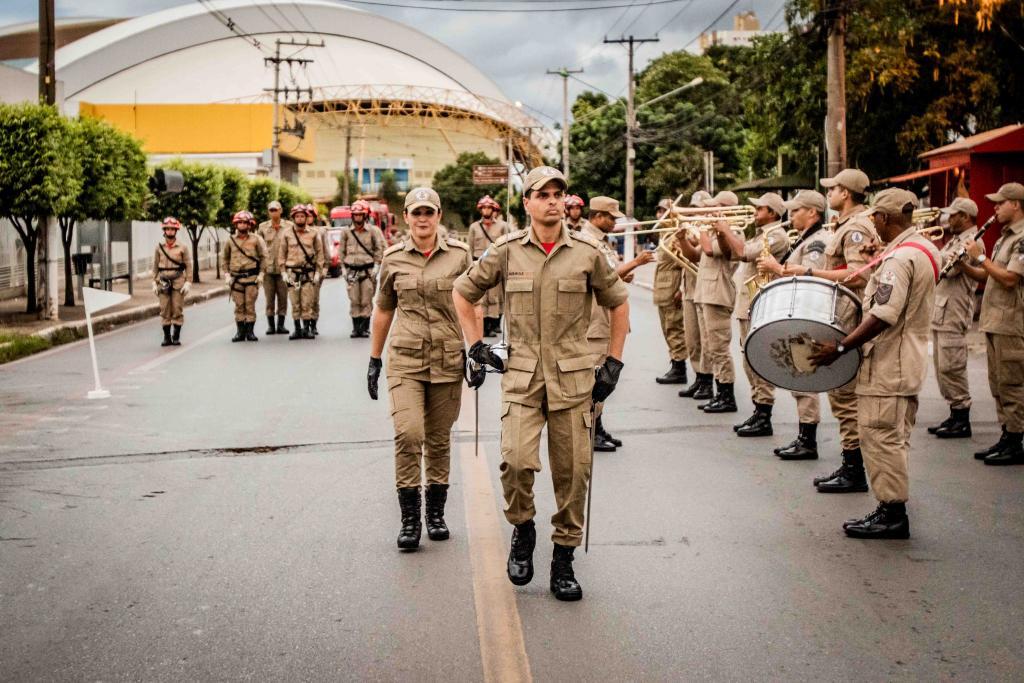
xmin=171 ymin=325 xmax=182 ymax=346
xmin=483 ymin=317 xmax=496 ymax=337
xmin=776 ymin=423 xmax=818 ymax=460
xmin=975 ymin=426 xmax=1009 ymax=460
xmin=935 ymin=407 xmax=971 ymax=439
xmin=550 ymin=543 xmax=583 ymax=601
xmin=507 ymin=519 xmax=536 ymax=586
xmin=593 ymin=416 xmax=617 ymax=452
xmin=276 ymin=315 xmax=288 ymax=335
xmin=424 ymin=483 xmax=450 ymax=541
xmin=678 ymin=372 xmax=708 ymax=398
xmin=361 ymin=317 xmax=372 ymax=337
xmin=984 ymin=431 xmax=1024 ymax=466
xmin=736 ymin=403 xmax=773 ymax=437
xmin=397 ymin=487 xmax=422 ymax=550
xmin=494 ymin=315 xmax=503 ymax=336
xmin=597 ymin=416 xmax=622 ymax=447
xmin=844 ymin=502 xmax=910 ymax=539
xmin=232 ymin=321 xmax=245 ymax=342
xmin=304 ymin=320 xmax=315 ymax=339
xmin=289 ymin=320 xmax=303 ymax=340
xmin=350 ymin=317 xmax=360 ymax=338
xmin=656 ymin=359 xmax=688 ymax=385
xmin=927 ymin=409 xmax=955 ymax=435
xmin=266 ymin=317 xmax=277 ymax=335
xmin=702 ymin=382 xmax=738 ymax=414
xmin=685 ymin=373 xmax=714 ymax=400
xmin=310 ymin=319 xmax=319 ymax=336
xmin=161 ymin=325 xmax=173 ymax=347
xmin=815 ymin=448 xmax=869 ymax=492
xmin=245 ymin=321 xmax=258 ymax=342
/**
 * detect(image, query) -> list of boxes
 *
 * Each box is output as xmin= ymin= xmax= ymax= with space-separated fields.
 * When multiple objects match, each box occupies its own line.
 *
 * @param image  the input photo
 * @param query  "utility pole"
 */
xmin=39 ymin=0 xmax=58 ymax=319
xmin=604 ymin=35 xmax=658 ymax=219
xmin=263 ymin=38 xmax=323 ymax=180
xmin=342 ymin=122 xmax=352 ymax=205
xmin=38 ymin=0 xmax=55 ymax=105
xmin=824 ymin=0 xmax=847 ymax=176
xmin=546 ymin=67 xmax=583 ymax=181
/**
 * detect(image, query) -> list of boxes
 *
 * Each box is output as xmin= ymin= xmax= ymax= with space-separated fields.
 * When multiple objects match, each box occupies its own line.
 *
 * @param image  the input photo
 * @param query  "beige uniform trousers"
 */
xmin=500 ymin=399 xmax=593 ymax=547
xmin=657 ymin=304 xmax=688 ymax=362
xmin=388 ymin=378 xmax=462 ymax=489
xmin=858 ymin=395 xmax=918 ymax=503
xmin=986 ymin=333 xmax=1024 ymax=432
xmin=479 ymin=285 xmax=504 ymax=318
xmin=263 ymin=274 xmax=288 ymax=316
xmin=792 ymin=392 xmax=821 ymax=424
xmin=312 ymin=280 xmax=323 ymax=319
xmin=697 ymin=303 xmax=734 ymax=383
xmin=158 ymin=288 xmax=185 ymax=325
xmin=347 ymin=274 xmax=376 ymax=318
xmin=828 ymin=379 xmax=860 ymax=450
xmin=933 ymin=330 xmax=971 ymax=410
xmin=683 ymin=297 xmax=705 ymax=373
xmin=288 ymin=280 xmax=317 ymax=320
xmin=230 ymin=282 xmax=259 ymax=322
xmin=588 ymin=337 xmax=609 ymax=368
xmin=737 ymin=318 xmax=774 ymax=405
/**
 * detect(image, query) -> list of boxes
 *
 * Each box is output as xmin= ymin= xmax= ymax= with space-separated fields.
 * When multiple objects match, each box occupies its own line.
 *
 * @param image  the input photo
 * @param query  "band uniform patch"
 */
xmin=851 ymin=232 xmax=863 ymax=244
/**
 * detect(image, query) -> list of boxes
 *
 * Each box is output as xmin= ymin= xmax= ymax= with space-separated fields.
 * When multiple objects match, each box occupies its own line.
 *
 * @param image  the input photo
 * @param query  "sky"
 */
xmin=0 ymin=0 xmax=786 ymax=127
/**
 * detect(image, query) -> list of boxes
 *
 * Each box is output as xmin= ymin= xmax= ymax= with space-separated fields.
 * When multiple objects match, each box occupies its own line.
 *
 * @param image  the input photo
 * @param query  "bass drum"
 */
xmin=744 ymin=276 xmax=862 ymax=392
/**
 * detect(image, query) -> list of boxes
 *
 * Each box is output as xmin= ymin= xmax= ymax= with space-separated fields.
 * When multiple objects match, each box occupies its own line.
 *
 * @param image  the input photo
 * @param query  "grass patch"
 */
xmin=0 ymin=332 xmax=53 ymax=364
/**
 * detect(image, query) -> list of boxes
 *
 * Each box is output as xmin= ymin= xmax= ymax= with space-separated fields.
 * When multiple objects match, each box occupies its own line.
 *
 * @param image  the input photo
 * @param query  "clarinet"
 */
xmin=939 ymin=215 xmax=997 ymax=277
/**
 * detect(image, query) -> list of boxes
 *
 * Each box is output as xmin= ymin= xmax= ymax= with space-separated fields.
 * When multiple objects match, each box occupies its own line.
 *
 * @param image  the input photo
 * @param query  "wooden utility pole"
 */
xmin=824 ymin=0 xmax=847 ymax=176
xmin=342 ymin=122 xmax=352 ymax=205
xmin=546 ymin=67 xmax=583 ymax=181
xmin=604 ymin=35 xmax=658 ymax=219
xmin=38 ymin=0 xmax=55 ymax=105
xmin=263 ymin=38 xmax=323 ymax=180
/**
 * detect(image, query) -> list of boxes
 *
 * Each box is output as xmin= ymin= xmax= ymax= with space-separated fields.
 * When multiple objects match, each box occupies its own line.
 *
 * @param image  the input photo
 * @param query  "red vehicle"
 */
xmin=330 ymin=201 xmax=398 ymax=244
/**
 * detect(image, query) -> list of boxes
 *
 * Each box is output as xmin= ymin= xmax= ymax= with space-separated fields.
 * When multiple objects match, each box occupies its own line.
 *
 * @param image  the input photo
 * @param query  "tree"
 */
xmin=213 ymin=165 xmax=250 ymax=277
xmin=432 ymin=152 xmax=504 ymax=229
xmin=58 ymin=117 xmax=147 ymax=306
xmin=331 ymin=171 xmax=357 ymax=208
xmin=277 ymin=181 xmax=310 ymax=213
xmin=0 ymin=104 xmax=82 ymax=313
xmin=147 ymin=160 xmax=224 ymax=282
xmin=248 ymin=177 xmax=279 ymax=223
xmin=379 ymin=170 xmax=401 ymax=211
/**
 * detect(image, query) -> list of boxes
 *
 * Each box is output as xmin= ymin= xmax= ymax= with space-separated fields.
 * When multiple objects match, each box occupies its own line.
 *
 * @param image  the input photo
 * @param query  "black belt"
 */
xmin=289 ymin=266 xmax=314 ymax=273
xmin=158 ymin=267 xmax=185 ymax=273
xmin=232 ymin=268 xmax=260 ymax=277
xmin=345 ymin=262 xmax=374 ymax=271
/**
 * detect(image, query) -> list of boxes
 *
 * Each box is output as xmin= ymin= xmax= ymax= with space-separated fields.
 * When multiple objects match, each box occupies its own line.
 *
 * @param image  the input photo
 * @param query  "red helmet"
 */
xmin=304 ymin=203 xmax=318 ymax=218
xmin=351 ymin=199 xmax=371 ymax=214
xmin=289 ymin=204 xmax=306 ymax=217
xmin=161 ymin=217 xmax=182 ymax=230
xmin=232 ymin=210 xmax=255 ymax=226
xmin=477 ymin=195 xmax=500 ymax=210
xmin=564 ymin=195 xmax=584 ymax=208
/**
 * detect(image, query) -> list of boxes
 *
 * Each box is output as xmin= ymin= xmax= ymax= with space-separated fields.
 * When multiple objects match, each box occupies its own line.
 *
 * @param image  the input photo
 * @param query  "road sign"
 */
xmin=82 ymin=286 xmax=131 ymax=399
xmin=472 ymin=165 xmax=508 ymax=185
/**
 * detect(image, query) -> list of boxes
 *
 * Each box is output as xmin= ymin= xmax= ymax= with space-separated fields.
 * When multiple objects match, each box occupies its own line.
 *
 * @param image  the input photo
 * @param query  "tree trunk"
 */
xmin=187 ymin=226 xmax=205 ymax=283
xmin=60 ymin=217 xmax=75 ymax=307
xmin=9 ymin=217 xmax=40 ymax=314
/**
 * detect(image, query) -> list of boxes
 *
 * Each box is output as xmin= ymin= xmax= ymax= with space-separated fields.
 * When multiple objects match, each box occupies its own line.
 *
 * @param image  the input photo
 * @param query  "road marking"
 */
xmin=458 ymin=394 xmax=533 ymax=683
xmin=132 ymin=324 xmax=232 ymax=374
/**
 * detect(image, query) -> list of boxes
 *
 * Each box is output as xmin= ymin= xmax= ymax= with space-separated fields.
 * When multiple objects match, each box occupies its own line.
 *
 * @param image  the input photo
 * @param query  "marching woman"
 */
xmin=366 ymin=187 xmax=473 ymax=550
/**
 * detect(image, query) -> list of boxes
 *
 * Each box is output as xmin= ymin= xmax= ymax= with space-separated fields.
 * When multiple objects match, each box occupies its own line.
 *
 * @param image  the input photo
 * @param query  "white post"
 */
xmin=44 ymin=216 xmax=59 ymax=320
xmin=84 ymin=306 xmax=109 ymax=400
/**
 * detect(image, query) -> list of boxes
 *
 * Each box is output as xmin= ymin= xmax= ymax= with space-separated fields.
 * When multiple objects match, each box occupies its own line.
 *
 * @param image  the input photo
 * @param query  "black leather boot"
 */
xmin=815 ymin=448 xmax=868 ymax=492
xmin=361 ymin=317 xmax=372 ymax=337
xmin=350 ymin=317 xmax=360 ymax=338
xmin=984 ymin=432 xmax=1024 ymax=466
xmin=593 ymin=416 xmax=617 ymax=452
xmin=598 ymin=416 xmax=622 ymax=447
xmin=161 ymin=325 xmax=173 ymax=347
xmin=776 ymin=423 xmax=818 ymax=460
xmin=289 ymin=320 xmax=303 ymax=340
xmin=245 ymin=321 xmax=258 ymax=342
xmin=483 ymin=317 xmax=496 ymax=337
xmin=844 ymin=502 xmax=910 ymax=539
xmin=171 ymin=324 xmax=182 ymax=346
xmin=508 ymin=520 xmax=536 ymax=585
xmin=927 ymin=410 xmax=955 ymax=435
xmin=232 ymin=321 xmax=245 ymax=342
xmin=693 ymin=374 xmax=714 ymax=400
xmin=266 ymin=316 xmax=277 ymax=335
xmin=424 ymin=483 xmax=450 ymax=541
xmin=935 ymin=407 xmax=971 ymax=439
xmin=656 ymin=359 xmax=688 ymax=384
xmin=679 ymin=372 xmax=712 ymax=398
xmin=550 ymin=543 xmax=583 ymax=601
xmin=736 ymin=403 xmax=773 ymax=437
xmin=276 ymin=315 xmax=288 ymax=335
xmin=397 ymin=487 xmax=422 ymax=550
xmin=975 ymin=426 xmax=1008 ymax=460
xmin=703 ymin=382 xmax=738 ymax=413
xmin=304 ymin=320 xmax=315 ymax=339
xmin=310 ymin=319 xmax=319 ymax=336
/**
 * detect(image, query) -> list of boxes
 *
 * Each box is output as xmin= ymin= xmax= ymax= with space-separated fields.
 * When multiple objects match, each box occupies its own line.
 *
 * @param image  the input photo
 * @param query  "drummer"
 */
xmin=756 ymin=190 xmax=834 ymax=466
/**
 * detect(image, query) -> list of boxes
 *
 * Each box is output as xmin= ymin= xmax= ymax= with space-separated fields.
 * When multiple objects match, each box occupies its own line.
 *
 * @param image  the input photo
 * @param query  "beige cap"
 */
xmin=940 ymin=197 xmax=978 ymax=217
xmin=657 ymin=198 xmax=673 ymax=211
xmin=523 ymin=166 xmax=568 ymax=193
xmin=689 ymin=190 xmax=712 ymax=207
xmin=783 ymin=190 xmax=827 ymax=213
xmin=268 ymin=200 xmax=283 ymax=210
xmin=750 ymin=192 xmax=785 ymax=218
xmin=820 ymin=168 xmax=871 ymax=194
xmin=589 ymin=196 xmax=625 ymax=218
xmin=708 ymin=190 xmax=739 ymax=207
xmin=985 ymin=182 xmax=1024 ymax=203
xmin=404 ymin=187 xmax=442 ymax=211
xmin=865 ymin=188 xmax=918 ymax=217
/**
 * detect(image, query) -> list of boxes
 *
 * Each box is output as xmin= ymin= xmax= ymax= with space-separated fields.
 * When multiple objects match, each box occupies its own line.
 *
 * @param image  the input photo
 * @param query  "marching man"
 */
xmin=153 ymin=217 xmax=192 ymax=347
xmin=466 ymin=195 xmax=507 ymax=337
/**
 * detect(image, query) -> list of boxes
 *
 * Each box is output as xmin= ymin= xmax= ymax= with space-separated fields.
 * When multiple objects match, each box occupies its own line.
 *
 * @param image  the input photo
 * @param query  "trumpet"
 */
xmin=913 ymin=207 xmax=941 ymax=223
xmin=657 ymin=233 xmax=699 ymax=276
xmin=743 ymin=220 xmax=793 ymax=296
xmin=670 ymin=204 xmax=755 ymax=219
xmin=611 ymin=215 xmax=751 ymax=238
xmin=916 ymin=225 xmax=944 ymax=240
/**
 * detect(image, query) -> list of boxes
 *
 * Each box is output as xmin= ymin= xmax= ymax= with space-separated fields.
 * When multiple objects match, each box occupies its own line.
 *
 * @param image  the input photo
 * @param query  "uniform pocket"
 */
xmin=932 ymin=294 xmax=947 ymax=326
xmin=502 ymin=355 xmax=537 ymax=393
xmin=395 ymin=276 xmax=422 ymax=309
xmin=557 ymin=278 xmax=587 ymax=314
xmin=387 ymin=376 xmax=405 ymax=415
xmin=507 ymin=278 xmax=534 ymax=315
xmin=861 ymin=396 xmax=898 ymax=429
xmin=443 ymin=339 xmax=464 ymax=371
xmin=557 ymin=354 xmax=596 ymax=397
xmin=1001 ymin=349 xmax=1024 ymax=386
xmin=389 ymin=336 xmax=424 ymax=371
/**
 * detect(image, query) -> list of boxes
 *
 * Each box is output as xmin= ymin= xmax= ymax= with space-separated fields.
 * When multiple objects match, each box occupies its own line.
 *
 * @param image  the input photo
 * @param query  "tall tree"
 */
xmin=248 ymin=177 xmax=279 ymax=223
xmin=432 ymin=152 xmax=504 ymax=230
xmin=147 ymin=160 xmax=224 ymax=283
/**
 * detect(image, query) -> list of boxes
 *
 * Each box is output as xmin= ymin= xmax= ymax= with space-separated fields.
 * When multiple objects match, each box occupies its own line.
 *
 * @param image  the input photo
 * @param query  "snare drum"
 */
xmin=744 ymin=276 xmax=862 ymax=392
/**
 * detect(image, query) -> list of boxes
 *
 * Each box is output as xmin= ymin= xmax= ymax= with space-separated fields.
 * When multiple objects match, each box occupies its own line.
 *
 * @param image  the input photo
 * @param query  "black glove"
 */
xmin=464 ymin=350 xmax=486 ymax=389
xmin=367 ymin=357 xmax=383 ymax=400
xmin=592 ymin=357 xmax=624 ymax=403
xmin=468 ymin=340 xmax=506 ymax=373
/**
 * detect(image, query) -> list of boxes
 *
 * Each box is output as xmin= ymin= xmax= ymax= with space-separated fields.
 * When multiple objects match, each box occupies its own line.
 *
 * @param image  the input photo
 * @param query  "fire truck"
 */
xmin=325 ymin=201 xmax=397 ymax=277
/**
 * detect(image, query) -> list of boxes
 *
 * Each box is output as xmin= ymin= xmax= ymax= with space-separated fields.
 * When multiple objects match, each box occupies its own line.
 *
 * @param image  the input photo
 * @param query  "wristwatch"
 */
xmin=836 ymin=343 xmax=847 ymax=355
xmin=805 ymin=267 xmax=813 ymax=277
xmin=974 ymin=254 xmax=987 ymax=265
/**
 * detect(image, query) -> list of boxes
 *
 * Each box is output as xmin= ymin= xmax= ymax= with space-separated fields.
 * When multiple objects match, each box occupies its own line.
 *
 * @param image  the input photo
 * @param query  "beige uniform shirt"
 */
xmin=339 ymin=224 xmax=385 ymax=267
xmin=693 ymin=228 xmax=738 ymax=308
xmin=454 ymin=224 xmax=629 ymax=411
xmin=857 ymin=228 xmax=940 ymax=397
xmin=468 ymin=219 xmax=509 ymax=259
xmin=979 ymin=218 xmax=1024 ymax=335
xmin=733 ymin=221 xmax=791 ymax=320
xmin=278 ymin=226 xmax=325 ymax=274
xmin=221 ymin=233 xmax=268 ymax=282
xmin=582 ymin=222 xmax=620 ymax=340
xmin=153 ymin=240 xmax=193 ymax=286
xmin=827 ymin=208 xmax=877 ymax=296
xmin=653 ymin=233 xmax=683 ymax=307
xmin=933 ymin=226 xmax=979 ymax=334
xmin=376 ymin=235 xmax=473 ymax=383
xmin=257 ymin=219 xmax=295 ymax=274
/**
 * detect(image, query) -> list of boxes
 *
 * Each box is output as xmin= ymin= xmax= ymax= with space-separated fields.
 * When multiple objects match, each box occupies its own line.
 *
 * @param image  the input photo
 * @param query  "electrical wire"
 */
xmin=319 ymin=0 xmax=692 ymax=12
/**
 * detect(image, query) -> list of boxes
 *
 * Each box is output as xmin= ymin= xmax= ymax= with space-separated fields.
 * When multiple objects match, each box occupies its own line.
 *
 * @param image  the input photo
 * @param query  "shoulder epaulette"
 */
xmin=569 ymin=230 xmax=602 ymax=248
xmin=383 ymin=243 xmax=404 ymax=257
xmin=446 ymin=238 xmax=470 ymax=251
xmin=494 ymin=229 xmax=528 ymax=246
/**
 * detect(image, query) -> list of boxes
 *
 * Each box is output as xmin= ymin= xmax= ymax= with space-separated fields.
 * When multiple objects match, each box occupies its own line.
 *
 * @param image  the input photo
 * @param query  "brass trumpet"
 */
xmin=916 ymin=224 xmax=944 ymax=240
xmin=657 ymin=232 xmax=699 ymax=276
xmin=670 ymin=204 xmax=756 ymax=219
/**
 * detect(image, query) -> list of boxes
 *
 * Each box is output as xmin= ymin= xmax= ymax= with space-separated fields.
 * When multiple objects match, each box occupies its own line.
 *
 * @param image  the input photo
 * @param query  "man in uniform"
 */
xmin=257 ymin=200 xmax=294 ymax=336
xmin=758 ymin=191 xmax=833 ymax=464
xmin=222 ymin=210 xmax=267 ymax=342
xmin=677 ymin=190 xmax=713 ymax=399
xmin=152 ymin=217 xmax=192 ymax=347
xmin=810 ymin=188 xmax=939 ymax=538
xmin=717 ymin=192 xmax=790 ymax=436
xmin=652 ymin=198 xmax=689 ymax=385
xmin=565 ymin=194 xmax=588 ymax=231
xmin=964 ymin=182 xmax=1024 ymax=465
xmin=585 ymin=195 xmax=654 ymax=451
xmin=279 ymin=204 xmax=325 ymax=340
xmin=306 ymin=204 xmax=329 ymax=336
xmin=339 ymin=199 xmax=385 ymax=338
xmin=926 ymin=198 xmax=980 ymax=438
xmin=467 ymin=195 xmax=508 ymax=337
xmin=452 ymin=166 xmax=630 ymax=602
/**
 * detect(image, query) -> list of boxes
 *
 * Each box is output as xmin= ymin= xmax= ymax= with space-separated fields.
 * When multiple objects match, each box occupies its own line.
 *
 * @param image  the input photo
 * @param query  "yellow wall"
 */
xmin=78 ymin=102 xmax=314 ymax=162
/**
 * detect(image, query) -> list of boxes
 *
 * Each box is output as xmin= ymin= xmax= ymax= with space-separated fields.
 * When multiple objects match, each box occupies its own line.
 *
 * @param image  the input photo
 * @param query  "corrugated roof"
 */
xmin=919 ymin=124 xmax=1024 ymax=159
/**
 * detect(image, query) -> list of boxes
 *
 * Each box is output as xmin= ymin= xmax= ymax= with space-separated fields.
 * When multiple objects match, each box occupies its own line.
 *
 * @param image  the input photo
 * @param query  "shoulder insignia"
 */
xmin=446 ymin=238 xmax=470 ymax=251
xmin=806 ymin=240 xmax=826 ymax=253
xmin=383 ymin=243 xmax=404 ymax=256
xmin=569 ymin=230 xmax=602 ymax=248
xmin=494 ymin=229 xmax=528 ymax=247
xmin=1015 ymin=238 xmax=1024 ymax=254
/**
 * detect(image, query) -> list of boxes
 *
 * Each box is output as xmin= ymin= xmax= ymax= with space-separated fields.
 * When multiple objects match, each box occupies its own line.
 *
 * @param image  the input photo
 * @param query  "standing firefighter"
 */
xmin=258 ymin=200 xmax=294 ymax=336
xmin=279 ymin=205 xmax=325 ymax=340
xmin=652 ymin=198 xmax=689 ymax=385
xmin=467 ymin=195 xmax=507 ymax=337
xmin=222 ymin=211 xmax=268 ymax=343
xmin=152 ymin=217 xmax=192 ymax=347
xmin=307 ymin=204 xmax=329 ymax=336
xmin=340 ymin=199 xmax=385 ymax=337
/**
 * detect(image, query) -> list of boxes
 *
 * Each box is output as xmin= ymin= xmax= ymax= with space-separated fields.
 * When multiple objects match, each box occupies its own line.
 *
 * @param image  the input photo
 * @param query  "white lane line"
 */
xmin=39 ymin=415 xmax=89 ymax=423
xmin=132 ymin=324 xmax=233 ymax=374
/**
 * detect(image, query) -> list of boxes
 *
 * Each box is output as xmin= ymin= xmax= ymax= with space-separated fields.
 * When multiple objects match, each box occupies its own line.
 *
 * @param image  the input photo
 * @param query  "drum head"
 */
xmin=744 ymin=319 xmax=861 ymax=392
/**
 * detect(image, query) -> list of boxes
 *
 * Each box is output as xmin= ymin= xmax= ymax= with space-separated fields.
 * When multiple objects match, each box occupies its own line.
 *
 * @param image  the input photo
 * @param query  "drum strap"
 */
xmin=844 ymin=242 xmax=939 ymax=284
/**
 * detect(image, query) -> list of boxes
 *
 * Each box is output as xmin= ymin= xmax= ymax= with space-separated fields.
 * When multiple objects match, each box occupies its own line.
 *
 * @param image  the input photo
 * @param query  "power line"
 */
xmin=651 ymin=0 xmax=695 ymax=35
xmin=194 ymin=0 xmax=270 ymax=53
xmin=319 ymin=0 xmax=692 ymax=12
xmin=682 ymin=0 xmax=742 ymax=48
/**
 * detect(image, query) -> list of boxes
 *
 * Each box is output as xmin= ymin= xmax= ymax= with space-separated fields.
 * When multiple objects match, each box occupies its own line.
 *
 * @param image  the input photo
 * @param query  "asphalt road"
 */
xmin=1 ymin=271 xmax=1022 ymax=681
